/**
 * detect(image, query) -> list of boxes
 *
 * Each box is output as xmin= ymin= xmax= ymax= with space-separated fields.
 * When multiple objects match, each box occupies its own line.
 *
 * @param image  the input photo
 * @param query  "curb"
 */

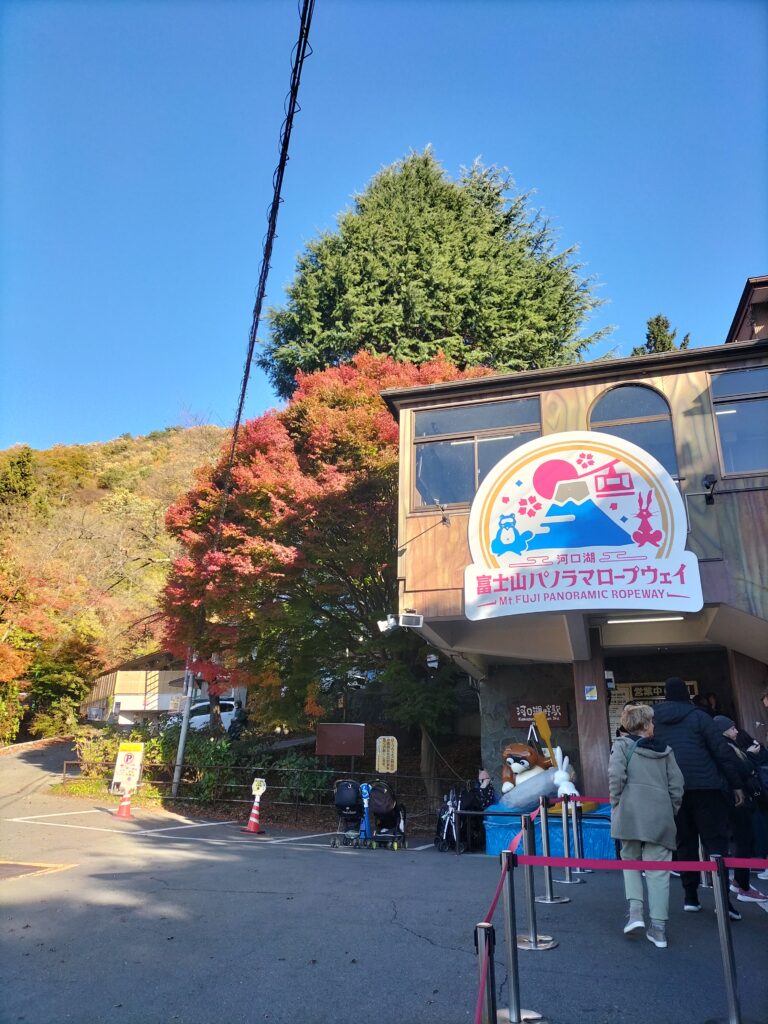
xmin=0 ymin=737 xmax=71 ymax=757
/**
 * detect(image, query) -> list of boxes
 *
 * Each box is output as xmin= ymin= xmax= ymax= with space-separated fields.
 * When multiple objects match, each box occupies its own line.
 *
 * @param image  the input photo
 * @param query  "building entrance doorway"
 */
xmin=604 ymin=648 xmax=730 ymax=741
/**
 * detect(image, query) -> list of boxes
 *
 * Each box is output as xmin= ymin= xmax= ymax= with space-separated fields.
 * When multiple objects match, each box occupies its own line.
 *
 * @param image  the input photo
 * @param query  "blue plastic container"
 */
xmin=483 ymin=803 xmax=615 ymax=859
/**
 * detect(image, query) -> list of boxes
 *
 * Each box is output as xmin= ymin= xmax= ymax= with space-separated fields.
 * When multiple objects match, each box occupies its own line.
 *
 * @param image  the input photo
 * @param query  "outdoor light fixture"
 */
xmin=605 ymin=616 xmax=684 ymax=625
xmin=377 ymin=612 xmax=424 ymax=633
xmin=398 ymin=613 xmax=424 ymax=628
xmin=702 ymin=474 xmax=718 ymax=505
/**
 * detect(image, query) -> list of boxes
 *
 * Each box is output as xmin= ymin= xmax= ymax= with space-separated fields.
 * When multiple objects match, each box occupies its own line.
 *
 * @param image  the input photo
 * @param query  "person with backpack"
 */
xmin=711 ymin=715 xmax=768 ymax=903
xmin=609 ymin=703 xmax=684 ymax=949
xmin=652 ymin=677 xmax=745 ymax=919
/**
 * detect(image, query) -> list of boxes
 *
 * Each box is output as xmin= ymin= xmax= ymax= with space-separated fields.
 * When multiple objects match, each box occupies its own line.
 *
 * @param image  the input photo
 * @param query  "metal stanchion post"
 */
xmin=536 ymin=797 xmax=569 ymax=905
xmin=554 ymin=796 xmax=582 ymax=886
xmin=517 ymin=814 xmax=557 ymax=951
xmin=474 ymin=922 xmax=498 ymax=1024
xmin=501 ymin=850 xmax=546 ymax=1022
xmin=571 ymin=800 xmax=592 ymax=875
xmin=700 ymin=839 xmax=713 ymax=888
xmin=711 ymin=855 xmax=742 ymax=1024
xmin=501 ymin=851 xmax=522 ymax=1024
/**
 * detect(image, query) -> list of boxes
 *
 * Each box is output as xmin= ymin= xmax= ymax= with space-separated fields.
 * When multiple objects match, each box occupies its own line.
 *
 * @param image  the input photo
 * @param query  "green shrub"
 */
xmin=267 ymin=750 xmax=334 ymax=803
xmin=0 ymin=682 xmax=24 ymax=745
xmin=29 ymin=697 xmax=81 ymax=739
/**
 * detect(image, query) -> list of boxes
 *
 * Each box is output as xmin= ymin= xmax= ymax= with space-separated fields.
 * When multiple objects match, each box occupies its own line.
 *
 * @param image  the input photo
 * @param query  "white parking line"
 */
xmin=266 ymin=832 xmax=336 ymax=843
xmin=8 ymin=810 xmax=103 ymax=820
xmin=131 ymin=821 xmax=237 ymax=835
xmin=6 ymin=820 xmax=123 ymax=834
xmin=6 ymin=813 xmax=236 ymax=836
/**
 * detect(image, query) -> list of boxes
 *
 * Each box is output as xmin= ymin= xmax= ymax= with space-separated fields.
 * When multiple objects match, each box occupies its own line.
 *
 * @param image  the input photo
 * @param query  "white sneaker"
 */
xmin=757 ymin=869 xmax=768 ymax=881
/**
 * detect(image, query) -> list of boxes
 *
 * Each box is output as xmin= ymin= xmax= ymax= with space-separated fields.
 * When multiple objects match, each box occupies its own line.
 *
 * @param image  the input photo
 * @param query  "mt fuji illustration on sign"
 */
xmin=465 ymin=431 xmax=702 ymax=620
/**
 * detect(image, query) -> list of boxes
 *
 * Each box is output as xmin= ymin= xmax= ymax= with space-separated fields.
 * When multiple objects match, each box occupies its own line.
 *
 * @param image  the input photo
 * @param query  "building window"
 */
xmin=590 ymin=385 xmax=679 ymax=477
xmin=710 ymin=367 xmax=768 ymax=475
xmin=413 ymin=396 xmax=541 ymax=508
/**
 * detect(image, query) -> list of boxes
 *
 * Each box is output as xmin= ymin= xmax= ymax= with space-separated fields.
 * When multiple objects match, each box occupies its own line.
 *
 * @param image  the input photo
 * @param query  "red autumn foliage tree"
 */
xmin=163 ymin=353 xmax=490 ymax=741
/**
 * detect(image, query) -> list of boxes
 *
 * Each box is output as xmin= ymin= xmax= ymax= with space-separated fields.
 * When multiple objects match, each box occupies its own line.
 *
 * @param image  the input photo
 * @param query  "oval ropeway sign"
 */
xmin=464 ymin=431 xmax=702 ymax=620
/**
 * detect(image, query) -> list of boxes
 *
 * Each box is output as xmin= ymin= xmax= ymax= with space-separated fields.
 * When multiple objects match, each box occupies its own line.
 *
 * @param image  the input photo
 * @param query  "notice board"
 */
xmin=315 ymin=723 xmax=365 ymax=756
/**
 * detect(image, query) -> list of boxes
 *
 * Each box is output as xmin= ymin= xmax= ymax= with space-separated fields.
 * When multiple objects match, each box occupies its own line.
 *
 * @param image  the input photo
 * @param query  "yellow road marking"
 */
xmin=0 ymin=859 xmax=77 ymax=881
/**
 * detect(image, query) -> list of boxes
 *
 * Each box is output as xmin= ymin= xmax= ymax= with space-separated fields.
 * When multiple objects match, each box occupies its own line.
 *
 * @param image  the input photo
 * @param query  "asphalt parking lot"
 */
xmin=2 ymin=743 xmax=767 ymax=1024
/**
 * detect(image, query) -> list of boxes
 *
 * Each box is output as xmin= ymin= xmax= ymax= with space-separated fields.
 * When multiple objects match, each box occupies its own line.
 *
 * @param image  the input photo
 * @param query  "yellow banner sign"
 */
xmin=375 ymin=736 xmax=398 ymax=773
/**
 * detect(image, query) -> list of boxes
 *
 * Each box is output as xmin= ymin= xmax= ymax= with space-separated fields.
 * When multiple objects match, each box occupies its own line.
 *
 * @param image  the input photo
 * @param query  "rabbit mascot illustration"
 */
xmin=498 ymin=742 xmax=578 ymax=811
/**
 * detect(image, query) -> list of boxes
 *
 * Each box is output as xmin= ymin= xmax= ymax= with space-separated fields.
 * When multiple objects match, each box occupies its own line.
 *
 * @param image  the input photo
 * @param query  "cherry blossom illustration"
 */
xmin=517 ymin=495 xmax=542 ymax=518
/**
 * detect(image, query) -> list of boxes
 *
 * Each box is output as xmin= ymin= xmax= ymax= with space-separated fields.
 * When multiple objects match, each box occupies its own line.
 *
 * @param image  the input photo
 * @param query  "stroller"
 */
xmin=330 ymin=779 xmax=370 ymax=848
xmin=434 ymin=787 xmax=463 ymax=853
xmin=368 ymin=779 xmax=407 ymax=850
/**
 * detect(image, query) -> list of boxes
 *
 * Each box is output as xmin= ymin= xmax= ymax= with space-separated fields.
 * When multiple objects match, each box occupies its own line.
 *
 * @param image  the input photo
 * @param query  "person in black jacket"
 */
xmin=711 ymin=715 xmax=768 ymax=902
xmin=652 ymin=677 xmax=745 ymax=917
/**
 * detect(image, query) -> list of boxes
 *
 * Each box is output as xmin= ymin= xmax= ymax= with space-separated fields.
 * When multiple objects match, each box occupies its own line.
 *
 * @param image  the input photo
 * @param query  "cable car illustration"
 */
xmin=593 ymin=461 xmax=635 ymax=497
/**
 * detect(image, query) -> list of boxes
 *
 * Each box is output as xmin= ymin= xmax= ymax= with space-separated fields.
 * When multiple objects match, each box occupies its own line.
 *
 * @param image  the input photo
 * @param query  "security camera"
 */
xmin=377 ymin=614 xmax=399 ymax=635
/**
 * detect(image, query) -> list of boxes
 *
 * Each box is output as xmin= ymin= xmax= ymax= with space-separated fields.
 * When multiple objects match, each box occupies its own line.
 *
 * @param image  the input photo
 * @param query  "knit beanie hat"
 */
xmin=664 ymin=677 xmax=690 ymax=701
xmin=712 ymin=715 xmax=736 ymax=734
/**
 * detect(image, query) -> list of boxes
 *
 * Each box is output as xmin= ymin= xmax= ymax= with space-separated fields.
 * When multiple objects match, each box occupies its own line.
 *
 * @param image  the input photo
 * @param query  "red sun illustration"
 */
xmin=532 ymin=459 xmax=579 ymax=500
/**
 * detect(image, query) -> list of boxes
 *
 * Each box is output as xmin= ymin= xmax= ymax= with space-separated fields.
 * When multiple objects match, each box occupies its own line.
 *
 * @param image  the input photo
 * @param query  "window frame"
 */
xmin=588 ymin=383 xmax=681 ymax=480
xmin=410 ymin=394 xmax=541 ymax=512
xmin=708 ymin=367 xmax=768 ymax=479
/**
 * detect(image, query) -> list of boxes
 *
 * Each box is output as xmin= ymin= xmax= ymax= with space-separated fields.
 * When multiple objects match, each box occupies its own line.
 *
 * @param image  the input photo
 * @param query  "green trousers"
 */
xmin=620 ymin=840 xmax=672 ymax=921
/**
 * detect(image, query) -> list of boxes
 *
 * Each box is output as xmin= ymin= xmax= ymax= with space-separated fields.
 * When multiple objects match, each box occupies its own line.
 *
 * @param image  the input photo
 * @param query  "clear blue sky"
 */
xmin=2 ymin=0 xmax=766 ymax=451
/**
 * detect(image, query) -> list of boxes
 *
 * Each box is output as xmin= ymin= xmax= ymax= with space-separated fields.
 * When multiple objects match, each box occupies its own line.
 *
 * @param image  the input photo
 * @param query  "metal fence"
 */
xmin=62 ymin=760 xmax=472 ymax=829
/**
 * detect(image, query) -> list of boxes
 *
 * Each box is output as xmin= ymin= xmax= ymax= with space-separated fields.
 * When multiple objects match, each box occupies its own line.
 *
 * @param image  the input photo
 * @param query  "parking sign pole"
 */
xmin=171 ymin=654 xmax=195 ymax=798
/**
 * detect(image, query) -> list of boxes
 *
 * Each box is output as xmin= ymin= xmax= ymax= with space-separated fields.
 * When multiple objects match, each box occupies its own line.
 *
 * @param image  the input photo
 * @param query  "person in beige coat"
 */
xmin=609 ymin=703 xmax=684 ymax=949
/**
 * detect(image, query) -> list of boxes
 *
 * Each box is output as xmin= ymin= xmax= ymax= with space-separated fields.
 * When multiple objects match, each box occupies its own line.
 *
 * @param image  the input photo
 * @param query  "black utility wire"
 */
xmin=213 ymin=0 xmax=316 ymax=548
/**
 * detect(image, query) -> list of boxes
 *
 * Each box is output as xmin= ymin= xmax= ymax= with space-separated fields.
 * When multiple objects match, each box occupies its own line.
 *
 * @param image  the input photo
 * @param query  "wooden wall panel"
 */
xmin=728 ymin=649 xmax=768 ymax=743
xmin=572 ymin=630 xmax=610 ymax=795
xmin=401 ymin=512 xmax=470 ymax=591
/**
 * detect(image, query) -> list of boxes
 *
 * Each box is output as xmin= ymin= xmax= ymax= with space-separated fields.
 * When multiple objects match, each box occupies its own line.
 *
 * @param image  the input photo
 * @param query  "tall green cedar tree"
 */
xmin=632 ymin=314 xmax=690 ymax=356
xmin=163 ymin=354 xmax=489 ymax=767
xmin=258 ymin=150 xmax=608 ymax=398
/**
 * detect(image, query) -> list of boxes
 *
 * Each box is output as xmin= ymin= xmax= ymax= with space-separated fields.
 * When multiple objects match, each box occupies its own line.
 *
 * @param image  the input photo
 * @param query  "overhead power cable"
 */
xmin=213 ymin=0 xmax=316 ymax=549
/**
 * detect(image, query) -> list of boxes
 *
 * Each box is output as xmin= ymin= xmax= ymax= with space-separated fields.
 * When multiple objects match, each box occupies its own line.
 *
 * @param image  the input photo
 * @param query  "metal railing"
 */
xmin=61 ymin=760 xmax=470 ymax=829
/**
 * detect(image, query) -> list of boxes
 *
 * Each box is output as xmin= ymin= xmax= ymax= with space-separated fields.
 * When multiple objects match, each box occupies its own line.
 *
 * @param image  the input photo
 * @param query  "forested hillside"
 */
xmin=0 ymin=425 xmax=225 ymax=741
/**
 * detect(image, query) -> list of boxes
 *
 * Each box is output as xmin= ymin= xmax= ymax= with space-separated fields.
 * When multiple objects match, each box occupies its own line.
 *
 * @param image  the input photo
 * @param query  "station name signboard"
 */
xmin=464 ymin=431 xmax=702 ymax=619
xmin=509 ymin=702 xmax=569 ymax=727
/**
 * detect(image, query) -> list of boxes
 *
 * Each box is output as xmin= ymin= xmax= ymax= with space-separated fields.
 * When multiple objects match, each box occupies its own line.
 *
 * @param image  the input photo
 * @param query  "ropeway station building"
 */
xmin=382 ymin=275 xmax=768 ymax=795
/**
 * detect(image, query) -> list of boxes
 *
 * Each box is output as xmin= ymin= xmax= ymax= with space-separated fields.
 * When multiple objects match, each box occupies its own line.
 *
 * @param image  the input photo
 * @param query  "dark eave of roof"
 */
xmin=725 ymin=275 xmax=768 ymax=344
xmin=381 ymin=337 xmax=768 ymax=418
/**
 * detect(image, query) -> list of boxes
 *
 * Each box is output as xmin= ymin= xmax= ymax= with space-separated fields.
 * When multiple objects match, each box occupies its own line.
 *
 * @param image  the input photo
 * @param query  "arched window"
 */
xmin=590 ymin=385 xmax=679 ymax=476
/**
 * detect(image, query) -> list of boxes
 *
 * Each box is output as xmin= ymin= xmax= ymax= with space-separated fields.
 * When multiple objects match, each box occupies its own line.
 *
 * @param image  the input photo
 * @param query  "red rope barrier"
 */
xmin=482 ymin=860 xmax=508 ymax=924
xmin=516 ymin=854 xmax=767 ymax=872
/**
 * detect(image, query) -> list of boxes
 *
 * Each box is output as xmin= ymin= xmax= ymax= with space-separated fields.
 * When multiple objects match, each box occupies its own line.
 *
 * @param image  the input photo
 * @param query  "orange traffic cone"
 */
xmin=116 ymin=791 xmax=133 ymax=819
xmin=242 ymin=795 xmax=266 ymax=835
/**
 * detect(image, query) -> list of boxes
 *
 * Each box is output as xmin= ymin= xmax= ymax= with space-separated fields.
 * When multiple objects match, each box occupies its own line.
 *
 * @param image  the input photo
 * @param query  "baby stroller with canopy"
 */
xmin=330 ymin=779 xmax=371 ymax=848
xmin=434 ymin=787 xmax=463 ymax=852
xmin=368 ymin=779 xmax=407 ymax=850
